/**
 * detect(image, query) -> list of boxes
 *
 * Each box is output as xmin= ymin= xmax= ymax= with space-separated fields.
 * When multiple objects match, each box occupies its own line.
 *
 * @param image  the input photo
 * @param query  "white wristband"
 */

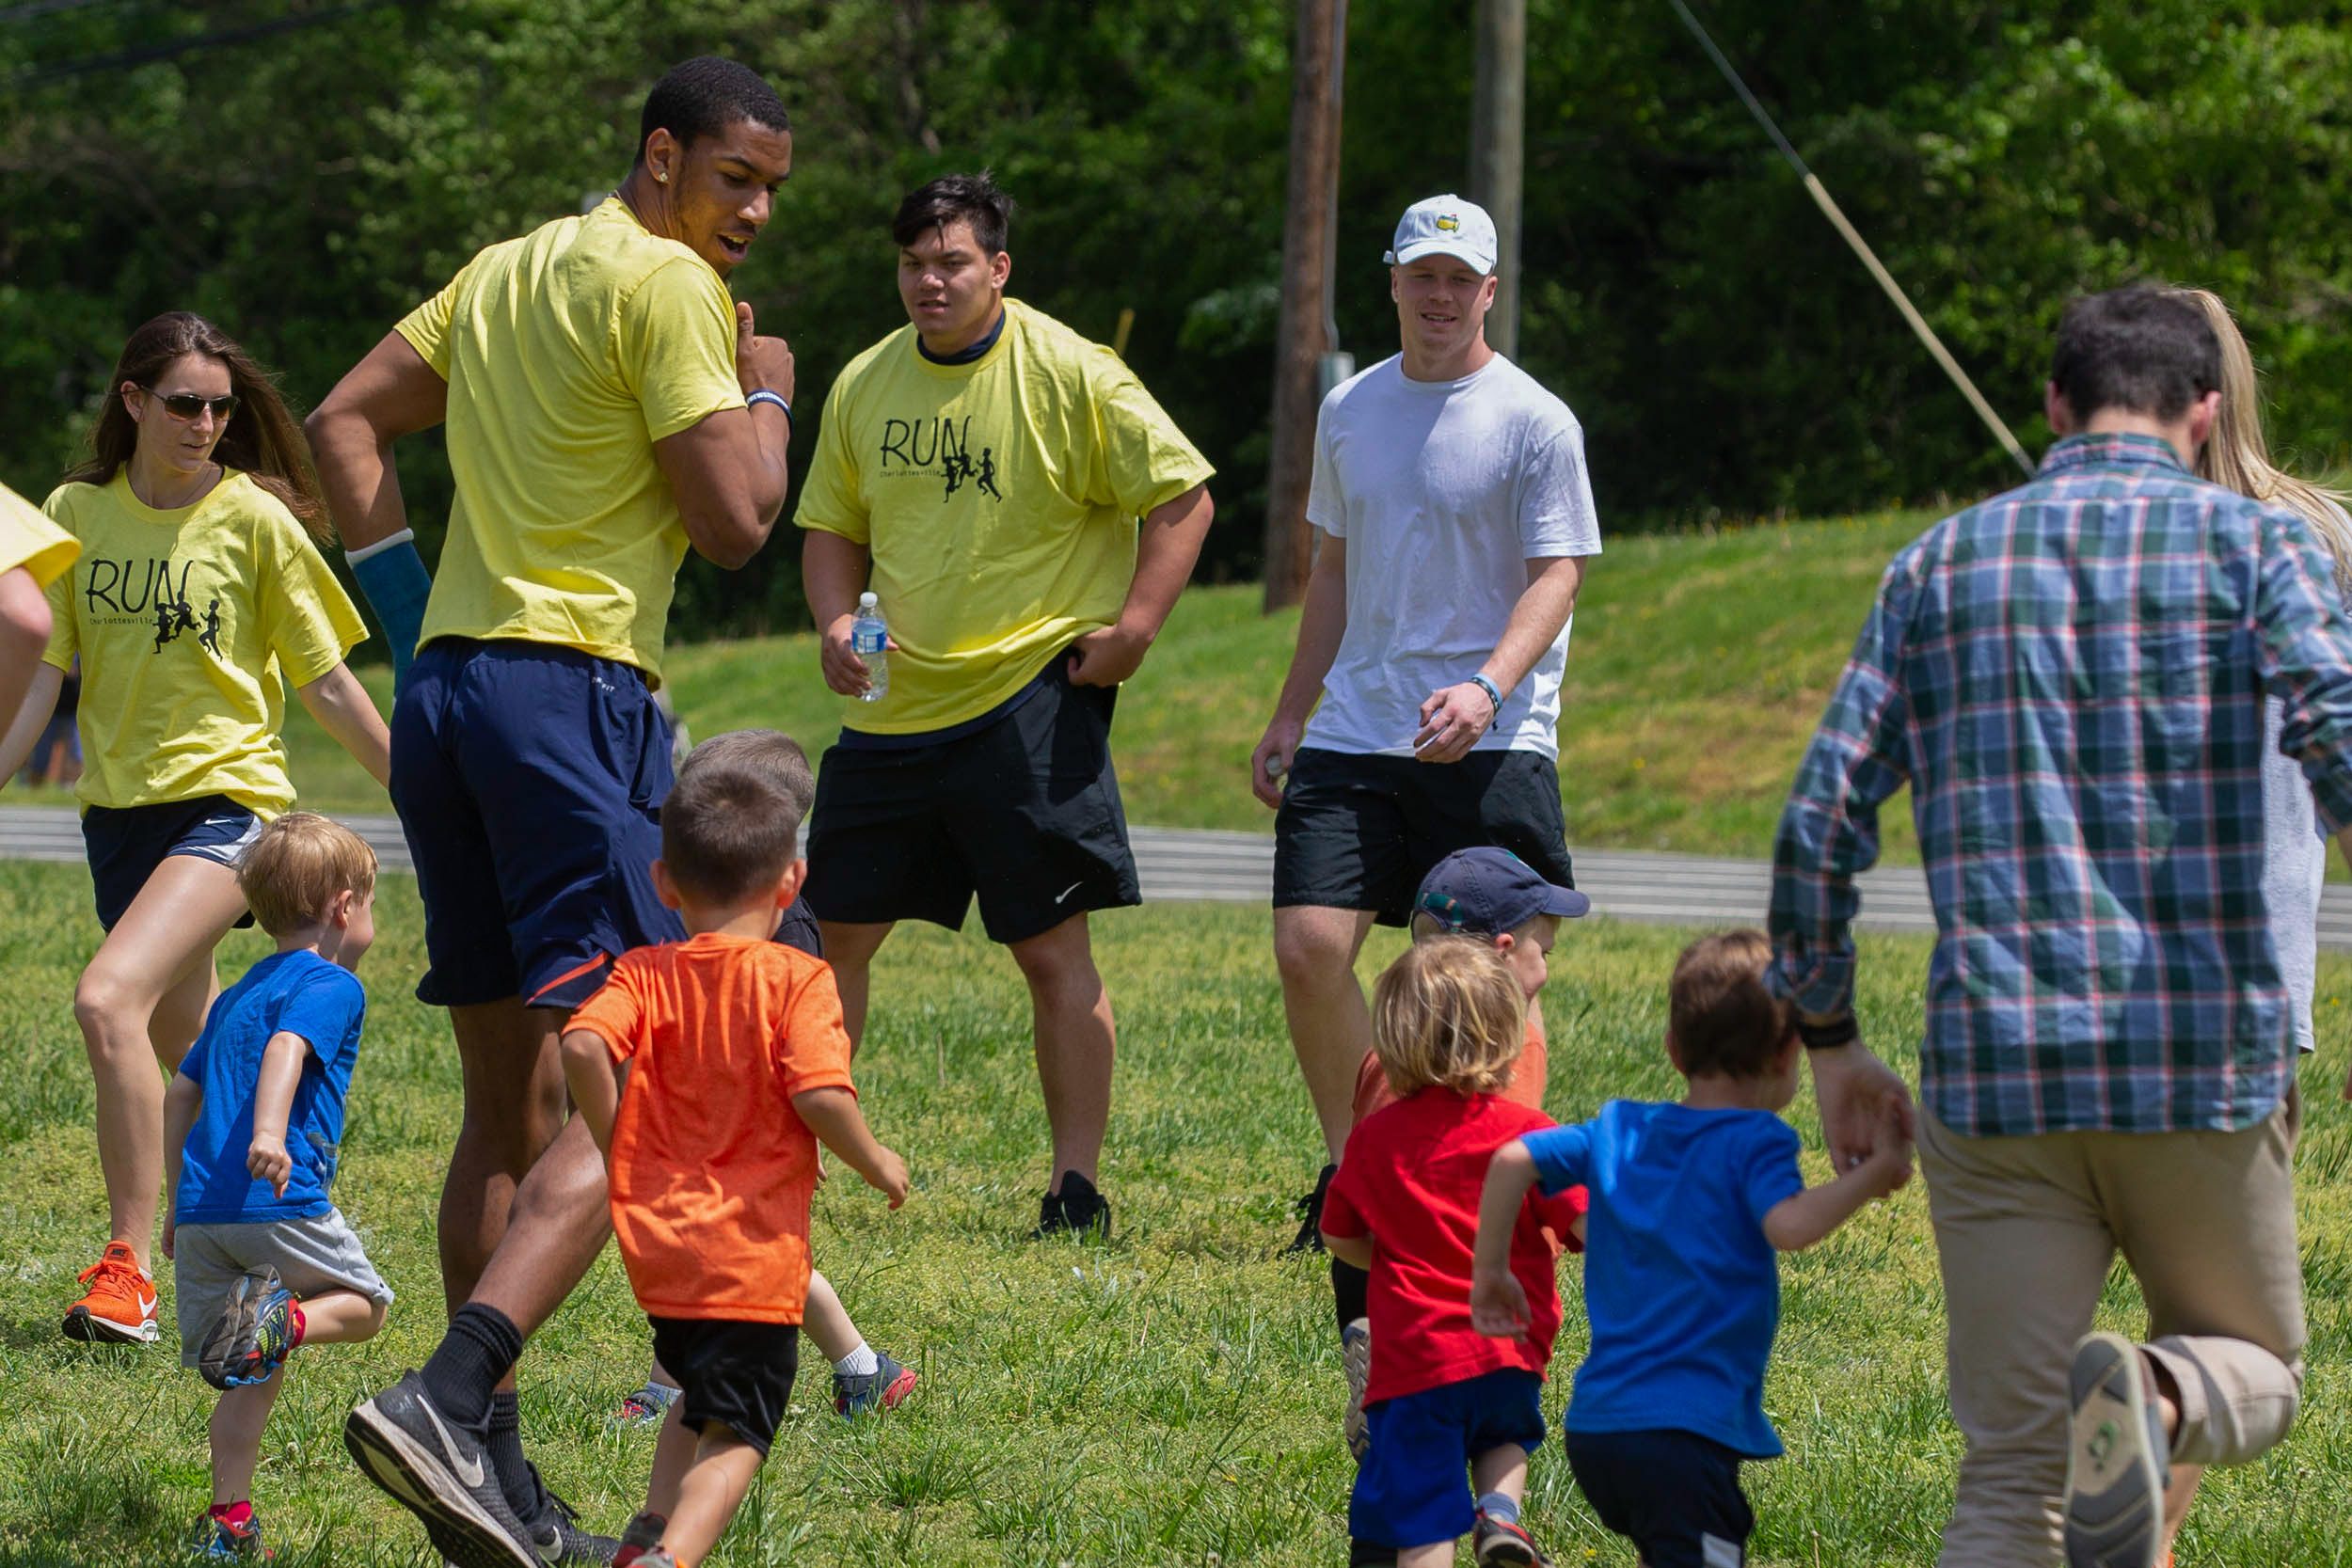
xmin=344 ymin=528 xmax=417 ymax=566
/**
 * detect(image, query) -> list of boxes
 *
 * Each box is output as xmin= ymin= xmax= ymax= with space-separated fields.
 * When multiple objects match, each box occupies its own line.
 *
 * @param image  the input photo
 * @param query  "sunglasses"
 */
xmin=139 ymin=386 xmax=239 ymax=421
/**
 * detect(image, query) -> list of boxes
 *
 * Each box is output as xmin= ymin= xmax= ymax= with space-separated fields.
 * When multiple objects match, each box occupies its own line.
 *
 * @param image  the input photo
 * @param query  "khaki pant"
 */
xmin=1917 ymin=1091 xmax=2306 ymax=1568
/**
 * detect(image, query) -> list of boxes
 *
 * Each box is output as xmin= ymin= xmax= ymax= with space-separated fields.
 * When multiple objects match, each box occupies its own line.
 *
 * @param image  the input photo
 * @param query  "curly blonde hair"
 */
xmin=1370 ymin=937 xmax=1528 ymax=1099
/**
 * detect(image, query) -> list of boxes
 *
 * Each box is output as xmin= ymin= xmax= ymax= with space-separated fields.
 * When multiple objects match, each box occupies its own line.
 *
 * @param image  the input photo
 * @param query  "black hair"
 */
xmin=636 ymin=56 xmax=790 ymax=166
xmin=2050 ymin=285 xmax=2222 ymax=425
xmin=892 ymin=171 xmax=1014 ymax=256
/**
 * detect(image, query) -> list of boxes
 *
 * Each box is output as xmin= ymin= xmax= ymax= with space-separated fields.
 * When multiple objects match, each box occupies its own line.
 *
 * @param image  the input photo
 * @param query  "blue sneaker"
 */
xmin=197 ymin=1267 xmax=296 ymax=1390
xmin=607 ymin=1383 xmax=678 ymax=1430
xmin=834 ymin=1351 xmax=918 ymax=1417
xmin=191 ymin=1505 xmax=268 ymax=1559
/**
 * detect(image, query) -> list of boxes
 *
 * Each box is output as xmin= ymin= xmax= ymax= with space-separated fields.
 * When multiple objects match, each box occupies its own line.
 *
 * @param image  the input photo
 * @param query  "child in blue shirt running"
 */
xmin=1470 ymin=929 xmax=1911 ymax=1568
xmin=161 ymin=813 xmax=394 ymax=1560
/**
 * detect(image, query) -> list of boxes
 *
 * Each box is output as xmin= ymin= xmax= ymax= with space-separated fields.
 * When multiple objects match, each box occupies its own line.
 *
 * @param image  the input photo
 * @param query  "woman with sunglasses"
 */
xmin=0 ymin=311 xmax=389 ymax=1346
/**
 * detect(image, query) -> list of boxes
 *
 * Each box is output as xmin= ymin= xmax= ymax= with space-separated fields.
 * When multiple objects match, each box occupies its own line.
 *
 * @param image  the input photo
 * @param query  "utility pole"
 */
xmin=1263 ymin=0 xmax=1347 ymax=612
xmin=1469 ymin=0 xmax=1525 ymax=357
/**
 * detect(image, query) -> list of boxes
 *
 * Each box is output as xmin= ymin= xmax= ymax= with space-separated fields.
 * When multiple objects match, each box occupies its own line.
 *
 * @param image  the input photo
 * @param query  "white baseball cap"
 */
xmin=1384 ymin=195 xmax=1499 ymax=275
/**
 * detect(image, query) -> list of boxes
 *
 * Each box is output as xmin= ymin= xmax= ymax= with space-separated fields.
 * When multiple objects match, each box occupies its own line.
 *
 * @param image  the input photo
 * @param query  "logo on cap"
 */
xmin=1436 ymin=214 xmax=1460 ymax=231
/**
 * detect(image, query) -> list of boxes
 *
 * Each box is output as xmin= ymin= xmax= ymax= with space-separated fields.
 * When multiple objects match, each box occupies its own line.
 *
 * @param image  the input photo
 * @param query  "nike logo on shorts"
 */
xmin=1054 ymin=880 xmax=1084 ymax=905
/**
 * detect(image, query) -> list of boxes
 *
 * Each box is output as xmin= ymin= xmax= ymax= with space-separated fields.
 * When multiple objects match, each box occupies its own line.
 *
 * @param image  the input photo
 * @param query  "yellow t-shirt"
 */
xmin=40 ymin=470 xmax=367 ymax=816
xmin=396 ymin=197 xmax=744 ymax=683
xmin=795 ymin=300 xmax=1214 ymax=733
xmin=0 ymin=482 xmax=78 ymax=587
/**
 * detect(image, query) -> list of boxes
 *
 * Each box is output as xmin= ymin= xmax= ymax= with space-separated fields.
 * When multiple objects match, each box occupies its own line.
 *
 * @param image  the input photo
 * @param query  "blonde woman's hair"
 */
xmin=2168 ymin=287 xmax=2352 ymax=590
xmin=238 ymin=812 xmax=378 ymax=936
xmin=1370 ymin=937 xmax=1528 ymax=1099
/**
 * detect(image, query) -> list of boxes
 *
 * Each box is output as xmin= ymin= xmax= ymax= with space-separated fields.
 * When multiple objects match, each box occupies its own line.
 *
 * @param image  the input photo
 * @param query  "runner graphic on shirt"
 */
xmin=199 ymin=598 xmax=223 ymax=657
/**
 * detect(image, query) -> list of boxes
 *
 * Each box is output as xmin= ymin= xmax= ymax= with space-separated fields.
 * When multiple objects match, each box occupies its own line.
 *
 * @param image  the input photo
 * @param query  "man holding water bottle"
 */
xmin=797 ymin=172 xmax=1215 ymax=1237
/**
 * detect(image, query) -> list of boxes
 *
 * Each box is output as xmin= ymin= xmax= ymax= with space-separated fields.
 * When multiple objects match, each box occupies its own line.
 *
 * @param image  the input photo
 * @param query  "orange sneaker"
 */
xmin=62 ymin=1241 xmax=159 ymax=1343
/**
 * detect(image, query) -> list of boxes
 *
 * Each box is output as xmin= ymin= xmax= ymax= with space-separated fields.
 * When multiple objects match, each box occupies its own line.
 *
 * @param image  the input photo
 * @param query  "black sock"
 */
xmin=417 ymin=1303 xmax=524 ymax=1433
xmin=485 ymin=1389 xmax=542 ymax=1519
xmin=1332 ymin=1259 xmax=1370 ymax=1336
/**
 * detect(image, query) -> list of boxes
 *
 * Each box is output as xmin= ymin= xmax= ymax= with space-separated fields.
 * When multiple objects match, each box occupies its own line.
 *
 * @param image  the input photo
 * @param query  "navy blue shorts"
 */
xmin=1350 ymin=1369 xmax=1546 ymax=1549
xmin=1565 ymin=1428 xmax=1754 ymax=1568
xmin=81 ymin=795 xmax=262 ymax=931
xmin=391 ymin=638 xmax=691 ymax=1011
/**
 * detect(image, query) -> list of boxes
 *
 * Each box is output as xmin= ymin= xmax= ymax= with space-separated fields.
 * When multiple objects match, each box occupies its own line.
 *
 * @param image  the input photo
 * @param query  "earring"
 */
xmin=656 ymin=171 xmax=667 ymax=183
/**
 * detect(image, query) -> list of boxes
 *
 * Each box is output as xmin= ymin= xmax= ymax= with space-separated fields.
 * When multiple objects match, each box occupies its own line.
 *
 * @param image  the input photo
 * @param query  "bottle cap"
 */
xmin=858 ymin=592 xmax=878 ymax=610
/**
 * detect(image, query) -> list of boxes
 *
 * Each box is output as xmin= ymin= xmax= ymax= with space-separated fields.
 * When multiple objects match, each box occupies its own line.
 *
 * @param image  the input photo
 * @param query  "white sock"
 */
xmin=833 ymin=1341 xmax=880 ymax=1378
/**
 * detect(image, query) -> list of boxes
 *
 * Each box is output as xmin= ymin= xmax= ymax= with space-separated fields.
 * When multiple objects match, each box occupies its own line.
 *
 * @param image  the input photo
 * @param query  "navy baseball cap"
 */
xmin=1413 ymin=847 xmax=1590 ymax=933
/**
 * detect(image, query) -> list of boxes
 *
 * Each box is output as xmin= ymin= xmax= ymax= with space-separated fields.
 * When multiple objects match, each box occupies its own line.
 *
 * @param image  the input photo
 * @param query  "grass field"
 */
xmin=8 ymin=513 xmax=1942 ymax=867
xmin=6 ymin=863 xmax=2352 ymax=1564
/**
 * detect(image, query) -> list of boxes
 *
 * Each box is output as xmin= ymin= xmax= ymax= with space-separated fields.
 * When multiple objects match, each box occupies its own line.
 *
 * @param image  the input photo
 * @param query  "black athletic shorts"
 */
xmin=647 ymin=1316 xmax=801 ymax=1457
xmin=803 ymin=661 xmax=1139 ymax=944
xmin=1565 ymin=1428 xmax=1754 ymax=1568
xmin=1272 ymin=747 xmax=1574 ymax=927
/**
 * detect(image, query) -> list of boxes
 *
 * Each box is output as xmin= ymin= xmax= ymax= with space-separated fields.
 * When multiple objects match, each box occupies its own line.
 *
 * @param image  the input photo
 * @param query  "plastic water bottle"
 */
xmin=851 ymin=591 xmax=889 ymax=702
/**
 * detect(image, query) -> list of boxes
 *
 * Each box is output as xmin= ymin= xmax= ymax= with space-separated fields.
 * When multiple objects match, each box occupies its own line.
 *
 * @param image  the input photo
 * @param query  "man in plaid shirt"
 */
xmin=1768 ymin=286 xmax=2352 ymax=1568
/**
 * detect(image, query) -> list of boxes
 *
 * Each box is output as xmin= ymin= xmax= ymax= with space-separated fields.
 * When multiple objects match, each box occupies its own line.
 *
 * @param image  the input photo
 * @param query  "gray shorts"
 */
xmin=172 ymin=1206 xmax=393 ymax=1369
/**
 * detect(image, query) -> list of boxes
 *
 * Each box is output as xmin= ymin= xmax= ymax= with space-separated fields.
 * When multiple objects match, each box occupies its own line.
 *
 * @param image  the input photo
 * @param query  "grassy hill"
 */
xmin=16 ymin=510 xmax=1939 ymax=864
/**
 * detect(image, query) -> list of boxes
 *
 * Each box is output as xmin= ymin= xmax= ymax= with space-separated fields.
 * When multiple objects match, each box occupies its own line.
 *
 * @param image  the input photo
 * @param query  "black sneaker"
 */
xmin=1287 ymin=1163 xmax=1338 ymax=1254
xmin=343 ymin=1371 xmax=540 ymax=1568
xmin=2063 ymin=1331 xmax=2169 ymax=1568
xmin=1032 ymin=1170 xmax=1111 ymax=1240
xmin=515 ymin=1461 xmax=617 ymax=1564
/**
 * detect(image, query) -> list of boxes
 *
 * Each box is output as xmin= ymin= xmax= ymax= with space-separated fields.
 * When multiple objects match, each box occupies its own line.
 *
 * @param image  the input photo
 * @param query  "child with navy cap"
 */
xmin=1330 ymin=847 xmax=1589 ymax=1465
xmin=1469 ymin=929 xmax=1911 ymax=1568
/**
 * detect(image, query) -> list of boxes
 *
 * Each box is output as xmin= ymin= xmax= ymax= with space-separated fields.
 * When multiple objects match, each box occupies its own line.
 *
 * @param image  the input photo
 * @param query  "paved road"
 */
xmin=11 ymin=805 xmax=2351 ymax=943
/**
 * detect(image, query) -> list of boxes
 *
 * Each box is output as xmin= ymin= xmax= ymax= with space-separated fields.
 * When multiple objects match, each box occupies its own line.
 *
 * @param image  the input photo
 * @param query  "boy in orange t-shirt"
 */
xmin=562 ymin=742 xmax=909 ymax=1568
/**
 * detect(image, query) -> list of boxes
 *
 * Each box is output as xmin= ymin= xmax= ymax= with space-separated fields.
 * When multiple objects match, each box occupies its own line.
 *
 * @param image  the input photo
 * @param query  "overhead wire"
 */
xmin=1666 ymin=0 xmax=2036 ymax=476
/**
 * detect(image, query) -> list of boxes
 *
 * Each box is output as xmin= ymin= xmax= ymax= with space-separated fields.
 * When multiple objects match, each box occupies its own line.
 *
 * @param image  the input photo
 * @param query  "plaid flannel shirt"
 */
xmin=1769 ymin=434 xmax=2352 ymax=1137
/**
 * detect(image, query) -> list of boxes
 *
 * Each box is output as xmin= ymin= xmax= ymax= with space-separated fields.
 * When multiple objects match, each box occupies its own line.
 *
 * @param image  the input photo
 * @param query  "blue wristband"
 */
xmin=1468 ymin=673 xmax=1504 ymax=716
xmin=746 ymin=389 xmax=792 ymax=427
xmin=347 ymin=535 xmax=432 ymax=695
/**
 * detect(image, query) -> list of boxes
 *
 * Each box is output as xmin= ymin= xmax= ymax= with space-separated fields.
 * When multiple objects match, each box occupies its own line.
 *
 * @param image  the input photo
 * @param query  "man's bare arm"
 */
xmin=1248 ymin=533 xmax=1349 ymax=807
xmin=306 ymin=333 xmax=449 ymax=552
xmin=1414 ymin=554 xmax=1588 ymax=763
xmin=652 ymin=303 xmax=795 ymax=570
xmin=804 ymin=529 xmax=883 ymax=697
xmin=1068 ymin=483 xmax=1215 ymax=688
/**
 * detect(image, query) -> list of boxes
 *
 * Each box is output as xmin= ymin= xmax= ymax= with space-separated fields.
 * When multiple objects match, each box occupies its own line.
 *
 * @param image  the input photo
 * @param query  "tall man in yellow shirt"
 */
xmin=304 ymin=57 xmax=795 ymax=1568
xmin=798 ymin=173 xmax=1215 ymax=1237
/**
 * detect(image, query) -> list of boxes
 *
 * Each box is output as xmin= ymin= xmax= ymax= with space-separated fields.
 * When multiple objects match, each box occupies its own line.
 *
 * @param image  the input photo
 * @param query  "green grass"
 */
xmin=10 ymin=512 xmax=1940 ymax=866
xmin=6 ymin=866 xmax=2352 ymax=1563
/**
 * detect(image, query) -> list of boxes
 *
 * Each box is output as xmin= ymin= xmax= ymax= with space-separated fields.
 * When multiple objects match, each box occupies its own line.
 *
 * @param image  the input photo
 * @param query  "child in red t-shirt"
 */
xmin=1321 ymin=938 xmax=1590 ymax=1568
xmin=561 ymin=748 xmax=909 ymax=1568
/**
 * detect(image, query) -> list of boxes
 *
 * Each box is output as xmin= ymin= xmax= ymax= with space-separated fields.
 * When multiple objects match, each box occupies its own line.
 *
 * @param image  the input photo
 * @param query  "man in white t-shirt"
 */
xmin=1249 ymin=196 xmax=1601 ymax=1277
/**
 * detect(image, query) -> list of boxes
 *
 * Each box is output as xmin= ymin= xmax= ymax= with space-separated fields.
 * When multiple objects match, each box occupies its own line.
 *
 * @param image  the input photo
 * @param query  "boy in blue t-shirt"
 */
xmin=162 ymin=813 xmax=394 ymax=1560
xmin=1469 ymin=929 xmax=1911 ymax=1568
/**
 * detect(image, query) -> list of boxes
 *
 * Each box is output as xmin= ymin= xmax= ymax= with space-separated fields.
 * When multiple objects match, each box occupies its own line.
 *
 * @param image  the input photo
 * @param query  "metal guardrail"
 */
xmin=14 ymin=807 xmax=2343 ymax=944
